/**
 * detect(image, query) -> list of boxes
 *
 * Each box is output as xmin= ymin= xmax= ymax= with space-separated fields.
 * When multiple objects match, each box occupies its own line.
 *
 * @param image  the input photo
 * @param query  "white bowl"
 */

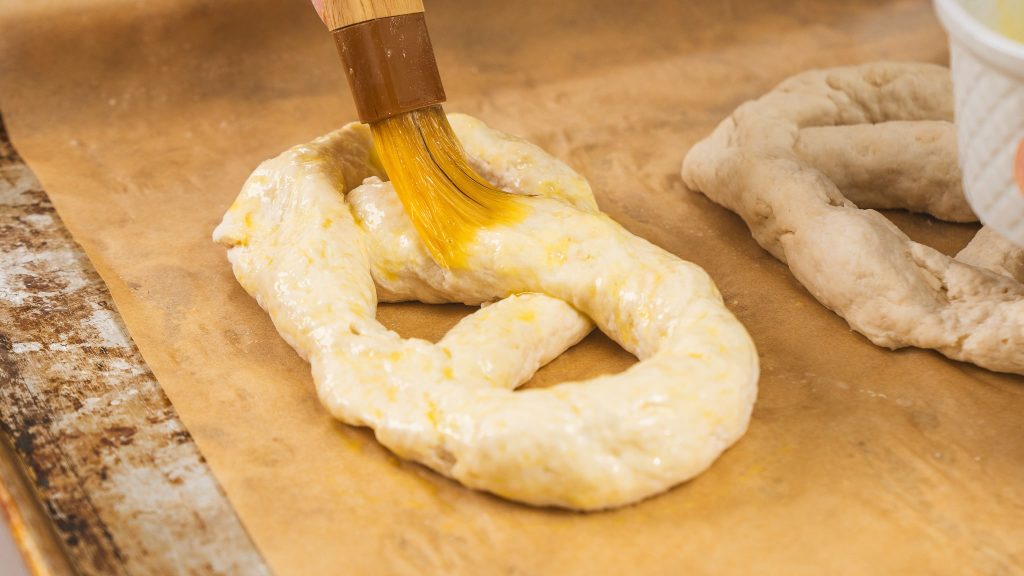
xmin=934 ymin=0 xmax=1024 ymax=245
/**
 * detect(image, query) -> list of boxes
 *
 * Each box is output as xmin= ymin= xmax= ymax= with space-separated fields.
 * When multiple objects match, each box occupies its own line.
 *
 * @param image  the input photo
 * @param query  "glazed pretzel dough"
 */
xmin=214 ymin=115 xmax=758 ymax=510
xmin=683 ymin=62 xmax=1024 ymax=374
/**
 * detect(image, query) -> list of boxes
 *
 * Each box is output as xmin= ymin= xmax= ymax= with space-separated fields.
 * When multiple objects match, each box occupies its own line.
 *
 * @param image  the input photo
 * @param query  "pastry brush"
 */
xmin=311 ymin=0 xmax=524 ymax=269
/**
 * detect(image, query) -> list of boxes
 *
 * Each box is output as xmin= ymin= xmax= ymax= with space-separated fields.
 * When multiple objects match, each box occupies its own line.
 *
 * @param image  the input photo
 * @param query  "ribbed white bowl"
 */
xmin=935 ymin=0 xmax=1024 ymax=245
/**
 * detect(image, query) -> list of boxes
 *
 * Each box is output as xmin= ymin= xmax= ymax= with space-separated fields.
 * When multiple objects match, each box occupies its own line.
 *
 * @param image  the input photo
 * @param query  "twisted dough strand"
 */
xmin=216 ymin=115 xmax=759 ymax=510
xmin=684 ymin=62 xmax=1024 ymax=374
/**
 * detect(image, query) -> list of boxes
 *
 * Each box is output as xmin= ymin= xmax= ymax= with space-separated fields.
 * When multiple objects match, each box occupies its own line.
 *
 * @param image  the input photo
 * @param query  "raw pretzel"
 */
xmin=214 ymin=115 xmax=758 ymax=510
xmin=683 ymin=62 xmax=1024 ymax=375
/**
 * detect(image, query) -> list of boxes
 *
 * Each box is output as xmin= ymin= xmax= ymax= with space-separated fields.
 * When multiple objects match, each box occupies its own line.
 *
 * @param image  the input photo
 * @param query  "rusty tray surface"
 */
xmin=0 ymin=114 xmax=269 ymax=575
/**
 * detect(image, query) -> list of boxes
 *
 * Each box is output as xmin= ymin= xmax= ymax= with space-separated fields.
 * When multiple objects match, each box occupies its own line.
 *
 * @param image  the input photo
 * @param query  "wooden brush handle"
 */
xmin=312 ymin=0 xmax=425 ymax=31
xmin=312 ymin=0 xmax=445 ymax=124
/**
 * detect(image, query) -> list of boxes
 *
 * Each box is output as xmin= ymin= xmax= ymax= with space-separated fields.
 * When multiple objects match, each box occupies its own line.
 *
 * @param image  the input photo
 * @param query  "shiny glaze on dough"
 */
xmin=214 ymin=115 xmax=758 ymax=510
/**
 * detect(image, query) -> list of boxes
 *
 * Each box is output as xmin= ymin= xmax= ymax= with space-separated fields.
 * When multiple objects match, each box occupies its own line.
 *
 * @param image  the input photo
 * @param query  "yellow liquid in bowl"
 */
xmin=997 ymin=0 xmax=1024 ymax=42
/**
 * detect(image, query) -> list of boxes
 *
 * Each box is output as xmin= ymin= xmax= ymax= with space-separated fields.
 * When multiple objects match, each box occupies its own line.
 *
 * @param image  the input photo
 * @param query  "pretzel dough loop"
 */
xmin=683 ymin=62 xmax=1024 ymax=374
xmin=215 ymin=115 xmax=758 ymax=510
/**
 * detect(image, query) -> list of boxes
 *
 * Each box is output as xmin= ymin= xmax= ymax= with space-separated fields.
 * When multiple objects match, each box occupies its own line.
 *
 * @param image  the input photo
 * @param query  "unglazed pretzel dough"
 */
xmin=214 ymin=114 xmax=758 ymax=510
xmin=683 ymin=62 xmax=1024 ymax=374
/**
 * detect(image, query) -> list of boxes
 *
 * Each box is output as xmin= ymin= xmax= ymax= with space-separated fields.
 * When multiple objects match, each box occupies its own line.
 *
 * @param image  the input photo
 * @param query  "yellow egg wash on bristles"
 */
xmin=369 ymin=105 xmax=527 ymax=269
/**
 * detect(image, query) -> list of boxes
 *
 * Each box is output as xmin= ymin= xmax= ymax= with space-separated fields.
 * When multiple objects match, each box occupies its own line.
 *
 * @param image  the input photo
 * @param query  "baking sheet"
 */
xmin=1 ymin=0 xmax=1022 ymax=573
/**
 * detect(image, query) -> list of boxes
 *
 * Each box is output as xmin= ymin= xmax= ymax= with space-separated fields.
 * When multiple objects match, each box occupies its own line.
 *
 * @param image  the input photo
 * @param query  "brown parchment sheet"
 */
xmin=1 ymin=0 xmax=1022 ymax=574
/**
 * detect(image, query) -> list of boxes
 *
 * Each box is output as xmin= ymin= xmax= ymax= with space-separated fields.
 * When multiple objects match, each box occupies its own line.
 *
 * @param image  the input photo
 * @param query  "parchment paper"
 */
xmin=1 ymin=0 xmax=1022 ymax=574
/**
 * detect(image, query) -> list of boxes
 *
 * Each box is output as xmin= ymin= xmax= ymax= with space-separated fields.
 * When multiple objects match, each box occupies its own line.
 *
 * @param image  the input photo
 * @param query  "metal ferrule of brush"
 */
xmin=332 ymin=12 xmax=447 ymax=124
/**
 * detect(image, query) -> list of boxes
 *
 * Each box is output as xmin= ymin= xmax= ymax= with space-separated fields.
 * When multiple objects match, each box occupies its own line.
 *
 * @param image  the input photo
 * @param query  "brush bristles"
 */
xmin=369 ymin=106 xmax=526 ymax=269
